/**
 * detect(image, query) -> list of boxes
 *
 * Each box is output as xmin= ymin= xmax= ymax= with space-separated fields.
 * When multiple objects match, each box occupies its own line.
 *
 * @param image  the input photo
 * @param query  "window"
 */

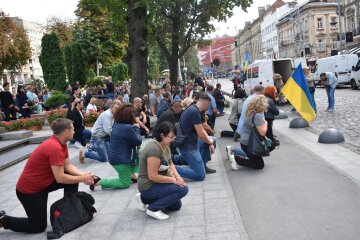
xmin=332 ymin=40 xmax=338 ymax=49
xmin=330 ymin=17 xmax=337 ymax=28
xmin=350 ymin=17 xmax=355 ymax=31
xmin=317 ymin=18 xmax=323 ymax=29
xmin=318 ymin=39 xmax=325 ymax=51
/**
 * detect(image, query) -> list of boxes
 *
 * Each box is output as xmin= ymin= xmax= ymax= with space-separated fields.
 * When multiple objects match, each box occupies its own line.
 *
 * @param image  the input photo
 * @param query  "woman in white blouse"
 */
xmin=86 ymin=97 xmax=98 ymax=113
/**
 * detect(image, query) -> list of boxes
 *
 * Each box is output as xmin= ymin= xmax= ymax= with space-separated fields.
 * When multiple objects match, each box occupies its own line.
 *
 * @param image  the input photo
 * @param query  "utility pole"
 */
xmin=235 ymin=26 xmax=241 ymax=67
xmin=356 ymin=0 xmax=360 ymax=36
xmin=338 ymin=0 xmax=343 ymax=53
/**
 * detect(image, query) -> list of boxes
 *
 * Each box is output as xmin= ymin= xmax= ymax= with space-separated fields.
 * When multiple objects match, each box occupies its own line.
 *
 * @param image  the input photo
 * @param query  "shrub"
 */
xmin=45 ymin=93 xmax=69 ymax=108
xmin=45 ymin=109 xmax=68 ymax=124
xmin=86 ymin=76 xmax=105 ymax=87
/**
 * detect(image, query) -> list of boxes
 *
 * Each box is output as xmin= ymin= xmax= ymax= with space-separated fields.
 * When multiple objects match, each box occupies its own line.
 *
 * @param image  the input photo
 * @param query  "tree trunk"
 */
xmin=127 ymin=0 xmax=148 ymax=99
xmin=169 ymin=5 xmax=181 ymax=86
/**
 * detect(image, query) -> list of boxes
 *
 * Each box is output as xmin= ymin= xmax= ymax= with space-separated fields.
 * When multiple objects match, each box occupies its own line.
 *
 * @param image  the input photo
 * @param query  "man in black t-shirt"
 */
xmin=0 ymin=83 xmax=17 ymax=121
xmin=106 ymin=76 xmax=115 ymax=99
xmin=174 ymin=93 xmax=216 ymax=181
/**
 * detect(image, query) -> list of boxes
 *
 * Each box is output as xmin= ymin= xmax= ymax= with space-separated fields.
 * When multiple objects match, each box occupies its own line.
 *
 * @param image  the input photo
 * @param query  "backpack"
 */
xmin=47 ymin=192 xmax=97 ymax=239
xmin=156 ymin=99 xmax=169 ymax=117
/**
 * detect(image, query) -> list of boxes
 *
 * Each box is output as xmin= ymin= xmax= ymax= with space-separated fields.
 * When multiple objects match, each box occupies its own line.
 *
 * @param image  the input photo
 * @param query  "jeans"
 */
xmin=325 ymin=87 xmax=335 ymax=110
xmin=140 ymin=183 xmax=188 ymax=212
xmin=3 ymin=181 xmax=78 ymax=233
xmin=175 ymin=137 xmax=216 ymax=181
xmin=2 ymin=107 xmax=17 ymax=121
xmin=107 ymin=93 xmax=115 ymax=100
xmin=80 ymin=129 xmax=92 ymax=146
xmin=84 ymin=137 xmax=110 ymax=162
xmin=218 ymin=105 xmax=225 ymax=114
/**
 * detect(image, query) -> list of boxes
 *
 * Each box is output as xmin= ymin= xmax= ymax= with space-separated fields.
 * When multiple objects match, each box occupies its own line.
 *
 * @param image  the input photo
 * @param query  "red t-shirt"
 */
xmin=16 ymin=136 xmax=69 ymax=194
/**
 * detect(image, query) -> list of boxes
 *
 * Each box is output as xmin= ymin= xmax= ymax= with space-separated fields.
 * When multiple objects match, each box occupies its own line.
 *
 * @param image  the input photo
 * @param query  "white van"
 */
xmin=350 ymin=58 xmax=360 ymax=90
xmin=244 ymin=58 xmax=293 ymax=94
xmin=313 ymin=54 xmax=359 ymax=86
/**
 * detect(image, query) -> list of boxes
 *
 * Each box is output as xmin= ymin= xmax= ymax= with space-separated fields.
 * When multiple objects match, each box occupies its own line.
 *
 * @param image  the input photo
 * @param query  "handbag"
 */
xmin=247 ymin=115 xmax=269 ymax=157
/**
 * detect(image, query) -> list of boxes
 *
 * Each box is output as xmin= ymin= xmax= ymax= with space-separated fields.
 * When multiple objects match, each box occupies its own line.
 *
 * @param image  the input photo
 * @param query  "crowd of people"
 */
xmin=0 ymin=68 xmax=336 ymax=234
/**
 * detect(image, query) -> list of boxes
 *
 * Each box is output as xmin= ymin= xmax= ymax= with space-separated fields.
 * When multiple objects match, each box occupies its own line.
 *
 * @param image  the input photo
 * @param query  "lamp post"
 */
xmin=96 ymin=59 xmax=102 ymax=76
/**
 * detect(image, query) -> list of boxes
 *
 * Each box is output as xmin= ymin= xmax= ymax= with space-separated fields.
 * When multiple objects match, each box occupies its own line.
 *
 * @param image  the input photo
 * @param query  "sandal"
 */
xmin=90 ymin=176 xmax=101 ymax=191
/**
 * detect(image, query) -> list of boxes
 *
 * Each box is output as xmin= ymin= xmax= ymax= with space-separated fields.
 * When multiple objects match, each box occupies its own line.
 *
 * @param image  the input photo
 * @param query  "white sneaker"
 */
xmin=226 ymin=146 xmax=232 ymax=160
xmin=135 ymin=193 xmax=147 ymax=211
xmin=74 ymin=141 xmax=83 ymax=149
xmin=229 ymin=154 xmax=240 ymax=171
xmin=146 ymin=209 xmax=169 ymax=220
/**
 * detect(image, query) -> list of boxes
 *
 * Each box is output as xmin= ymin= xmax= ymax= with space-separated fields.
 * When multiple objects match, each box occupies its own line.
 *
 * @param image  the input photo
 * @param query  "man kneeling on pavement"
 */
xmin=0 ymin=118 xmax=96 ymax=233
xmin=173 ymin=92 xmax=216 ymax=181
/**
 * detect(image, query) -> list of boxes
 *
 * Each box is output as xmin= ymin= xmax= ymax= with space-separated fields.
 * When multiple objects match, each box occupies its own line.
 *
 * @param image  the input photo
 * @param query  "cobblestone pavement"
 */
xmin=279 ymin=86 xmax=360 ymax=154
xmin=217 ymin=78 xmax=360 ymax=154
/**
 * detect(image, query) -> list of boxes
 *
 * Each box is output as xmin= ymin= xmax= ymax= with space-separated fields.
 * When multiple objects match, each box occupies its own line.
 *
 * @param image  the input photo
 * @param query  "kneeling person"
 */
xmin=0 ymin=118 xmax=95 ymax=233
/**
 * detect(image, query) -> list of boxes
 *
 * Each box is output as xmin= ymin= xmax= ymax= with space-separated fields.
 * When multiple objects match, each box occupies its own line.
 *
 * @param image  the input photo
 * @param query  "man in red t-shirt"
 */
xmin=0 ymin=118 xmax=95 ymax=233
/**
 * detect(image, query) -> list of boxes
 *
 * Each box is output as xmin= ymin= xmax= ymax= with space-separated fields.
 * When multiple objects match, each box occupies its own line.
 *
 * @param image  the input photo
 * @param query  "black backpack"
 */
xmin=47 ymin=191 xmax=97 ymax=239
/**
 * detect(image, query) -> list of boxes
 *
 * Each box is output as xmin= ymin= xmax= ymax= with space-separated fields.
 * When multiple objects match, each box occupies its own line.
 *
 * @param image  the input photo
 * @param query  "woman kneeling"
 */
xmin=136 ymin=121 xmax=188 ymax=220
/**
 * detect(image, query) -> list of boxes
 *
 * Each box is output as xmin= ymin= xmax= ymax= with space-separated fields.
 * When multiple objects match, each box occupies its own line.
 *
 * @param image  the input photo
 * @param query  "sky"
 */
xmin=0 ymin=0 xmax=306 ymax=37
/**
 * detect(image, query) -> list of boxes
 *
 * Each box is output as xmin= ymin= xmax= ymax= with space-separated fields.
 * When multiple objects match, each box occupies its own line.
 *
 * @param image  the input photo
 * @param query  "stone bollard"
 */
xmin=318 ymin=128 xmax=345 ymax=144
xmin=275 ymin=110 xmax=288 ymax=119
xmin=289 ymin=118 xmax=309 ymax=128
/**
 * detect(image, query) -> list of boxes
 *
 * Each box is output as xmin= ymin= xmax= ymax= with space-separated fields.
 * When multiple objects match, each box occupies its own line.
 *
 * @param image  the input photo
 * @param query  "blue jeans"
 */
xmin=84 ymin=137 xmax=110 ymax=162
xmin=232 ymin=146 xmax=247 ymax=157
xmin=140 ymin=183 xmax=188 ymax=212
xmin=175 ymin=138 xmax=216 ymax=181
xmin=81 ymin=129 xmax=92 ymax=146
xmin=218 ymin=105 xmax=225 ymax=114
xmin=326 ymin=87 xmax=335 ymax=110
xmin=107 ymin=93 xmax=115 ymax=100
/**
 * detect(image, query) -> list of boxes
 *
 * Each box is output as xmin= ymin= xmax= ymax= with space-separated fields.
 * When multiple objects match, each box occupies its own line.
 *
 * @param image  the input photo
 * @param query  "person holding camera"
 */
xmin=319 ymin=72 xmax=338 ymax=112
xmin=136 ymin=121 xmax=188 ymax=220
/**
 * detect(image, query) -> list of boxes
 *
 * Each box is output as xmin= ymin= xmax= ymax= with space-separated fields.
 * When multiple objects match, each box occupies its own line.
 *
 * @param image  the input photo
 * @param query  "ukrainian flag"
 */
xmin=281 ymin=64 xmax=316 ymax=123
xmin=244 ymin=51 xmax=250 ymax=72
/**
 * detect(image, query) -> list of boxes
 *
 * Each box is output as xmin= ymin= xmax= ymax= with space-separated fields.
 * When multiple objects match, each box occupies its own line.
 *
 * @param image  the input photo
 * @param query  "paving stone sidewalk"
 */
xmin=0 ymin=139 xmax=247 ymax=240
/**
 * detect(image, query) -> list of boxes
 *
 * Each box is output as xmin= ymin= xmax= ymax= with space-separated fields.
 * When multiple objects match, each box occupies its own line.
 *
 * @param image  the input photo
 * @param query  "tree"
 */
xmin=149 ymin=0 xmax=253 ymax=85
xmin=46 ymin=16 xmax=74 ymax=50
xmin=73 ymin=0 xmax=127 ymax=69
xmin=39 ymin=32 xmax=67 ymax=91
xmin=71 ymin=42 xmax=87 ymax=85
xmin=0 ymin=11 xmax=31 ymax=80
xmin=184 ymin=47 xmax=200 ymax=77
xmin=64 ymin=44 xmax=73 ymax=83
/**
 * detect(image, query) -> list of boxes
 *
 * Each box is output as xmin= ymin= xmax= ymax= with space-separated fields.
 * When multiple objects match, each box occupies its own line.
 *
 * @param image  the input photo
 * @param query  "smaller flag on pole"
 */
xmin=244 ymin=51 xmax=250 ymax=72
xmin=281 ymin=64 xmax=316 ymax=123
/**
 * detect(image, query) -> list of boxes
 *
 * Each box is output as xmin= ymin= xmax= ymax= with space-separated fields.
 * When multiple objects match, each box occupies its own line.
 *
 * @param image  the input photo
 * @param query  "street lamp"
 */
xmin=96 ymin=60 xmax=102 ymax=76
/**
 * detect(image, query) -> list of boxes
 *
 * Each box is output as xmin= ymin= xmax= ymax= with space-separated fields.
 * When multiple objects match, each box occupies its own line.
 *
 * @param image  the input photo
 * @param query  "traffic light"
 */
xmin=346 ymin=32 xmax=353 ymax=42
xmin=235 ymin=40 xmax=238 ymax=47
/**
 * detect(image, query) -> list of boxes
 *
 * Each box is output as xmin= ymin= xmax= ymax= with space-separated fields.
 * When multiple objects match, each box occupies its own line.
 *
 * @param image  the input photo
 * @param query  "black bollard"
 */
xmin=275 ymin=110 xmax=288 ymax=119
xmin=318 ymin=128 xmax=345 ymax=144
xmin=289 ymin=118 xmax=309 ymax=128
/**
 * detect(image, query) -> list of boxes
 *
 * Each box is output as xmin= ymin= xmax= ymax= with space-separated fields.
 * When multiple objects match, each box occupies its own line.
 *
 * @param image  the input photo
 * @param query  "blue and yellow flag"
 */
xmin=281 ymin=64 xmax=316 ymax=123
xmin=244 ymin=51 xmax=250 ymax=72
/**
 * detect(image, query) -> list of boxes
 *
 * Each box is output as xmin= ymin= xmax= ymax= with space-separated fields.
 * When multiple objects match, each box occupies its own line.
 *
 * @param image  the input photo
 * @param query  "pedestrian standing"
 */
xmin=319 ymin=72 xmax=338 ymax=112
xmin=0 ymin=83 xmax=17 ymax=121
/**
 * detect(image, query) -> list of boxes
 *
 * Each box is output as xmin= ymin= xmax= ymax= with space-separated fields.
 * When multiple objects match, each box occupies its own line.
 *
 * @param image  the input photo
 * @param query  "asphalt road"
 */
xmin=214 ymin=114 xmax=360 ymax=240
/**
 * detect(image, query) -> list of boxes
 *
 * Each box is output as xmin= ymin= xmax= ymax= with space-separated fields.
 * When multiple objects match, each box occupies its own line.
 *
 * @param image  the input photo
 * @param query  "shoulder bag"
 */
xmin=173 ymin=112 xmax=187 ymax=148
xmin=247 ymin=114 xmax=270 ymax=157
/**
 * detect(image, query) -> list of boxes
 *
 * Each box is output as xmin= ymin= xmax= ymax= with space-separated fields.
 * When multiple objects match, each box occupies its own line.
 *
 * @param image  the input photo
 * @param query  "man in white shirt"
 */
xmin=79 ymin=100 xmax=121 ymax=163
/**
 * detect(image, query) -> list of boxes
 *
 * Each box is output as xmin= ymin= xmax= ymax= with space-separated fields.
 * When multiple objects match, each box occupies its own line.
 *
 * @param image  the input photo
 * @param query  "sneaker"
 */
xmin=79 ymin=149 xmax=85 ymax=164
xmin=229 ymin=154 xmax=240 ymax=171
xmin=74 ymin=141 xmax=83 ymax=149
xmin=225 ymin=146 xmax=232 ymax=160
xmin=146 ymin=209 xmax=169 ymax=220
xmin=135 ymin=193 xmax=147 ymax=211
xmin=0 ymin=210 xmax=5 ymax=228
xmin=205 ymin=166 xmax=216 ymax=174
xmin=326 ymin=109 xmax=334 ymax=112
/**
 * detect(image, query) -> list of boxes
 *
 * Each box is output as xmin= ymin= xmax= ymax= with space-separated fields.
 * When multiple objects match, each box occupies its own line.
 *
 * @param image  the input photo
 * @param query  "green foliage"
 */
xmin=51 ymin=90 xmax=64 ymax=96
xmin=86 ymin=76 xmax=105 ymax=87
xmin=64 ymin=44 xmax=73 ymax=84
xmin=30 ymin=79 xmax=45 ymax=91
xmin=148 ymin=0 xmax=253 ymax=84
xmin=71 ymin=42 xmax=87 ymax=85
xmin=73 ymin=0 xmax=127 ymax=69
xmin=44 ymin=93 xmax=69 ymax=108
xmin=184 ymin=47 xmax=200 ymax=76
xmin=39 ymin=32 xmax=67 ymax=91
xmin=87 ymin=68 xmax=96 ymax=82
xmin=105 ymin=63 xmax=128 ymax=83
xmin=0 ymin=11 xmax=31 ymax=75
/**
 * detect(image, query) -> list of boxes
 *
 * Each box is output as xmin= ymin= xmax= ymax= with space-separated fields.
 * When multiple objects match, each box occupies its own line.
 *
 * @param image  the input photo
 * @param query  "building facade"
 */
xmin=278 ymin=0 xmax=340 ymax=60
xmin=343 ymin=0 xmax=360 ymax=51
xmin=8 ymin=17 xmax=45 ymax=83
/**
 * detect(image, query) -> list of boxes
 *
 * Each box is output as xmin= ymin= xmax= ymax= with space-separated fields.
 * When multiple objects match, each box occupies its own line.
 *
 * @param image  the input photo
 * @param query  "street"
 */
xmin=216 ymin=78 xmax=360 ymax=155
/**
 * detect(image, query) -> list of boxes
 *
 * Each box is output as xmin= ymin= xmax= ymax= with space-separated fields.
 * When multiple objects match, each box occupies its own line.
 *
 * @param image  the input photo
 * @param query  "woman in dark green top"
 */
xmin=136 ymin=121 xmax=188 ymax=220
